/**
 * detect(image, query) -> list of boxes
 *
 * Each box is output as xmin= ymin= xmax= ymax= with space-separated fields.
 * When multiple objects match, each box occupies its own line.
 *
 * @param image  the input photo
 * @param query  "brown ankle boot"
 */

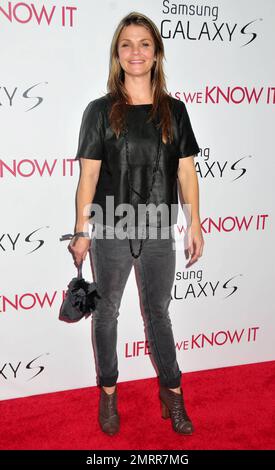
xmin=159 ymin=386 xmax=194 ymax=435
xmin=99 ymin=387 xmax=120 ymax=435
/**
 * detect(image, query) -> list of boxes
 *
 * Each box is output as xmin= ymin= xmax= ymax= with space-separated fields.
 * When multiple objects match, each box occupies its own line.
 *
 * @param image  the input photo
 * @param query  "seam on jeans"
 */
xmin=138 ymin=255 xmax=170 ymax=381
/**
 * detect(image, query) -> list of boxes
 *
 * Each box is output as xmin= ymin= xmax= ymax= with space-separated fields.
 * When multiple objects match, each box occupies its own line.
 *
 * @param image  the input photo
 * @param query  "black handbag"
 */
xmin=59 ymin=234 xmax=100 ymax=322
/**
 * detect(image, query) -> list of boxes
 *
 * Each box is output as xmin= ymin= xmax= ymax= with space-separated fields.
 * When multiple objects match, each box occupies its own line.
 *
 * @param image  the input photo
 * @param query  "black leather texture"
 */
xmin=75 ymin=93 xmax=200 ymax=227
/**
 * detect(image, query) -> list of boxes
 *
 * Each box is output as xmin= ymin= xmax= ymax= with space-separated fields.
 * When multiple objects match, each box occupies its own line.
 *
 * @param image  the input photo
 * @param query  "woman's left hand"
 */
xmin=186 ymin=220 xmax=204 ymax=268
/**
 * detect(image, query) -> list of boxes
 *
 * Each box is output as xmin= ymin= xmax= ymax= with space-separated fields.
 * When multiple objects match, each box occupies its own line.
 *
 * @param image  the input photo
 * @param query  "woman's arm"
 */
xmin=75 ymin=158 xmax=102 ymax=232
xmin=177 ymin=156 xmax=204 ymax=266
xmin=70 ymin=158 xmax=102 ymax=266
xmin=177 ymin=156 xmax=200 ymax=225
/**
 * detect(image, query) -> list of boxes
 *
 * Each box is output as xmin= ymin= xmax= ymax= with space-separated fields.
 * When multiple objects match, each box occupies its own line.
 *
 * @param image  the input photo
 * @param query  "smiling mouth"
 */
xmin=129 ymin=61 xmax=145 ymax=64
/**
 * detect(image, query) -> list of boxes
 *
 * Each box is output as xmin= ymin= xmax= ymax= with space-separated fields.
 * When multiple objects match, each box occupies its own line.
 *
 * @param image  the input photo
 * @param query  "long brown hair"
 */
xmin=107 ymin=11 xmax=173 ymax=144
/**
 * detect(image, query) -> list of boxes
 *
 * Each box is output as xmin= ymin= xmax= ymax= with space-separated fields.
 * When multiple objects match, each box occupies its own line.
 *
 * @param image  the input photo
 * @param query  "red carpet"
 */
xmin=1 ymin=361 xmax=274 ymax=450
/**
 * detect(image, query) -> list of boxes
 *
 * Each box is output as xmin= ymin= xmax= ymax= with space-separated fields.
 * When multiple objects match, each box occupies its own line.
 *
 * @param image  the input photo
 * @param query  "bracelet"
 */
xmin=59 ymin=232 xmax=91 ymax=241
xmin=74 ymin=231 xmax=90 ymax=239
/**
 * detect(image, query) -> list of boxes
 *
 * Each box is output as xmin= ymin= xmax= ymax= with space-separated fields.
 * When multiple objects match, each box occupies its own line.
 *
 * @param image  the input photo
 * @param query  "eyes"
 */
xmin=121 ymin=43 xmax=151 ymax=48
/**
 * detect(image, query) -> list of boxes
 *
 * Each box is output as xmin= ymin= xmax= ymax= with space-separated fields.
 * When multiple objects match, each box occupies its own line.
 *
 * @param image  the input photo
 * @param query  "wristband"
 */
xmin=74 ymin=231 xmax=90 ymax=239
xmin=59 ymin=232 xmax=90 ymax=241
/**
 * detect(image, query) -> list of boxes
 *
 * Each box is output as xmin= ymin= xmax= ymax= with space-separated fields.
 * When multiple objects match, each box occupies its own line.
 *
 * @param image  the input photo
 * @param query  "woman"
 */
xmin=70 ymin=11 xmax=204 ymax=436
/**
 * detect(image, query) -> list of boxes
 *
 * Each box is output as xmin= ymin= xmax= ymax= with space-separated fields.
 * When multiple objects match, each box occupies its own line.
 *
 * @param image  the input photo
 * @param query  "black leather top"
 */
xmin=75 ymin=93 xmax=200 ymax=227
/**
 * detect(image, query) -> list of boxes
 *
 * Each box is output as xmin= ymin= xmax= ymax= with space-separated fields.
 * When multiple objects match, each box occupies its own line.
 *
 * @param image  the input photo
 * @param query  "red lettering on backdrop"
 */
xmin=171 ymin=86 xmax=275 ymax=104
xmin=0 ymin=292 xmax=58 ymax=312
xmin=196 ymin=215 xmax=269 ymax=233
xmin=205 ymin=86 xmax=264 ymax=104
xmin=0 ymin=2 xmax=77 ymax=26
xmin=125 ymin=341 xmax=151 ymax=358
xmin=0 ymin=159 xmax=77 ymax=177
xmin=176 ymin=214 xmax=269 ymax=236
xmin=124 ymin=328 xmax=260 ymax=358
xmin=174 ymin=327 xmax=259 ymax=351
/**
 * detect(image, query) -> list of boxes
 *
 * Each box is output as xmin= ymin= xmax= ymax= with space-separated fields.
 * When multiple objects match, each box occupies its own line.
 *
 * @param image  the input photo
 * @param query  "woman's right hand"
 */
xmin=68 ymin=236 xmax=91 ymax=266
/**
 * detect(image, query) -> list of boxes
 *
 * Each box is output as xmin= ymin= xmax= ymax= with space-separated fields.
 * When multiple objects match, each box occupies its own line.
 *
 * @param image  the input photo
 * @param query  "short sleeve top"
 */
xmin=75 ymin=93 xmax=200 ymax=227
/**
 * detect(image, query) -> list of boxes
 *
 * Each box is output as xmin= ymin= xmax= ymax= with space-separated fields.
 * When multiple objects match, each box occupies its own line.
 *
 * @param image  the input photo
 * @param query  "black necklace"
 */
xmin=123 ymin=116 xmax=162 ymax=258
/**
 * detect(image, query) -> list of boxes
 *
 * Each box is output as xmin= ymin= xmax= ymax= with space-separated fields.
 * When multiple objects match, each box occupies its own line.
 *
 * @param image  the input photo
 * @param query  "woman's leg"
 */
xmin=134 ymin=226 xmax=182 ymax=388
xmin=90 ymin=226 xmax=134 ymax=388
xmin=134 ymin=226 xmax=193 ymax=434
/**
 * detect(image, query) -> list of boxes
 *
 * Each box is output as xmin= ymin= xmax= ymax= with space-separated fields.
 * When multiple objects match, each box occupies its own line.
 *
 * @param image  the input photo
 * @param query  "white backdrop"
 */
xmin=0 ymin=0 xmax=274 ymax=400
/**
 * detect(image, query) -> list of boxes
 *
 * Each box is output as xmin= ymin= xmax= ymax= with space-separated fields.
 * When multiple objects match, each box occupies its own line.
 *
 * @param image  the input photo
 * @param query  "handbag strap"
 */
xmin=59 ymin=234 xmax=86 ymax=280
xmin=77 ymin=261 xmax=83 ymax=279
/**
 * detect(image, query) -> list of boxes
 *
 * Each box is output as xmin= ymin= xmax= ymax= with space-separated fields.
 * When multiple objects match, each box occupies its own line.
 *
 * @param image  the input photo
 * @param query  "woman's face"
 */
xmin=117 ymin=24 xmax=156 ymax=78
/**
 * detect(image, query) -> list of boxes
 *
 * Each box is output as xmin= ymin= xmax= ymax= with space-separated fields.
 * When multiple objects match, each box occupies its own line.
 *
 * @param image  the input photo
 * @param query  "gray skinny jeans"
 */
xmin=90 ymin=224 xmax=182 ymax=388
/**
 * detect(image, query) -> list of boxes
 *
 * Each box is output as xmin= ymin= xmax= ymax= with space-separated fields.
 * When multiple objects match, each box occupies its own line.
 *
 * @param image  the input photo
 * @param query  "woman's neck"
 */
xmin=124 ymin=75 xmax=153 ymax=105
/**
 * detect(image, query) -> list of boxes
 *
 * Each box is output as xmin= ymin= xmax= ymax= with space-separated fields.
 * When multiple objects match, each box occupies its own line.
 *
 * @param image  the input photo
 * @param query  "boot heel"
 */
xmin=161 ymin=399 xmax=170 ymax=419
xmin=159 ymin=386 xmax=194 ymax=434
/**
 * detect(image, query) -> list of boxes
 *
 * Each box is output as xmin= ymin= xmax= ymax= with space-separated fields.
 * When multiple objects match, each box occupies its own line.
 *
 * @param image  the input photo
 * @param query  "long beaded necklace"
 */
xmin=123 ymin=112 xmax=162 ymax=258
